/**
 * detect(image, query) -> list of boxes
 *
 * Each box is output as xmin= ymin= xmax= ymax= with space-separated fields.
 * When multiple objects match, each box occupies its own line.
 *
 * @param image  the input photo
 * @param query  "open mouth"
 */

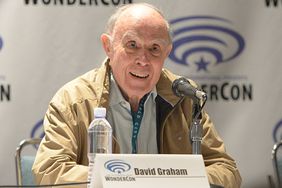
xmin=129 ymin=72 xmax=149 ymax=79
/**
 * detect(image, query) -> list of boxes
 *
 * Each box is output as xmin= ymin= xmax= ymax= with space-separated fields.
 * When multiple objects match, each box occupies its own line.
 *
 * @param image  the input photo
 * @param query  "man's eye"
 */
xmin=126 ymin=41 xmax=137 ymax=49
xmin=150 ymin=45 xmax=161 ymax=56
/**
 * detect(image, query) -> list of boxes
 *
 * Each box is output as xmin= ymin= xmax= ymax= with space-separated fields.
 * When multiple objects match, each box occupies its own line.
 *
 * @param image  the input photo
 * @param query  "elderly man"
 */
xmin=33 ymin=3 xmax=241 ymax=188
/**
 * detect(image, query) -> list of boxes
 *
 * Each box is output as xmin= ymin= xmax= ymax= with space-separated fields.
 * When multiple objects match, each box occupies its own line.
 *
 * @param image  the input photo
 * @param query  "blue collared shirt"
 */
xmin=107 ymin=75 xmax=158 ymax=154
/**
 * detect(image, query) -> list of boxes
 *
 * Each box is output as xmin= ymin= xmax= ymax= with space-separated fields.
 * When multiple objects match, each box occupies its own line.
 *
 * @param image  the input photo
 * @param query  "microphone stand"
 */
xmin=190 ymin=96 xmax=225 ymax=188
xmin=190 ymin=95 xmax=207 ymax=155
xmin=189 ymin=95 xmax=224 ymax=188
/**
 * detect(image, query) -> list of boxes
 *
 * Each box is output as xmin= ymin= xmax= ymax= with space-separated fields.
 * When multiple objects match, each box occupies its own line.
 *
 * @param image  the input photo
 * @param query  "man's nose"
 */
xmin=136 ymin=49 xmax=150 ymax=66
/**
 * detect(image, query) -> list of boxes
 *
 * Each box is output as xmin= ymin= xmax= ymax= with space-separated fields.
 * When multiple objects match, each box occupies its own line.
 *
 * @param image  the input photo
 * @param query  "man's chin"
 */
xmin=127 ymin=88 xmax=151 ymax=98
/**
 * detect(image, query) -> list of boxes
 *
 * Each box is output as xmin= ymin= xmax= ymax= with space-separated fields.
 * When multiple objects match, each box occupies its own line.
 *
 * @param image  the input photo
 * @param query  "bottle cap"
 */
xmin=94 ymin=107 xmax=106 ymax=118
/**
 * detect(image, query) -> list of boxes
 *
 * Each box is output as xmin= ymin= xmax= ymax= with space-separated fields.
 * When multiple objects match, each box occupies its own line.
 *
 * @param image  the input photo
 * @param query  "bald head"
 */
xmin=105 ymin=3 xmax=172 ymax=43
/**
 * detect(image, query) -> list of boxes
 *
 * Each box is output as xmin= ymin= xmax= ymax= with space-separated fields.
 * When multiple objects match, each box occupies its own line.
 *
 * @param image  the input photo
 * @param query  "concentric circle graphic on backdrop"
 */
xmin=31 ymin=119 xmax=45 ymax=139
xmin=273 ymin=119 xmax=282 ymax=143
xmin=0 ymin=36 xmax=3 ymax=51
xmin=169 ymin=16 xmax=245 ymax=71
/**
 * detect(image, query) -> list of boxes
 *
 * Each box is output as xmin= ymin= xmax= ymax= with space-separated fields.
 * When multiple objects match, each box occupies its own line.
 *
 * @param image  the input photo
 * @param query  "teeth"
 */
xmin=130 ymin=72 xmax=149 ymax=78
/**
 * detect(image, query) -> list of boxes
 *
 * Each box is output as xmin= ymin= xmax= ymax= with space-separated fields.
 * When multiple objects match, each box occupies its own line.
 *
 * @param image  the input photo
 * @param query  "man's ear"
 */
xmin=101 ymin=34 xmax=112 ymax=57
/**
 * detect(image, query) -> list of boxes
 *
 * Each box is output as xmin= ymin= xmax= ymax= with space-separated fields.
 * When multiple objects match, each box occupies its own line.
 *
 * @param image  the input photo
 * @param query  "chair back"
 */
xmin=272 ymin=140 xmax=282 ymax=188
xmin=15 ymin=138 xmax=41 ymax=186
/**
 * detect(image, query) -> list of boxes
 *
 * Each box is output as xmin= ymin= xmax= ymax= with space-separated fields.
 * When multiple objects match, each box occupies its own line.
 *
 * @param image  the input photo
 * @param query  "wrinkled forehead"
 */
xmin=113 ymin=19 xmax=170 ymax=44
xmin=121 ymin=30 xmax=170 ymax=46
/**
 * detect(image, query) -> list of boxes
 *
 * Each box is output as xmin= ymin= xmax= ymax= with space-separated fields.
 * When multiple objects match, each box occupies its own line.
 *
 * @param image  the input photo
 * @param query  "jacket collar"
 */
xmin=156 ymin=69 xmax=182 ymax=107
xmin=96 ymin=58 xmax=111 ymax=108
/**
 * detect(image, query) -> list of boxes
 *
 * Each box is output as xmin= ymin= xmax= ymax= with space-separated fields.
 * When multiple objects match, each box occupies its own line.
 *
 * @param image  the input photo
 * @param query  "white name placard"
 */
xmin=92 ymin=154 xmax=210 ymax=188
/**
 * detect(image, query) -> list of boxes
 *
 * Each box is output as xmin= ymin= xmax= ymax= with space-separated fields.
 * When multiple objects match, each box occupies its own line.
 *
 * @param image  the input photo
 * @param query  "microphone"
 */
xmin=172 ymin=77 xmax=207 ymax=100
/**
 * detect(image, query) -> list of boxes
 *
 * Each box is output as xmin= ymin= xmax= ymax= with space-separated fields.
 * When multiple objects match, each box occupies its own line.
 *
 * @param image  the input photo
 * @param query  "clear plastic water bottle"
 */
xmin=87 ymin=107 xmax=112 ymax=187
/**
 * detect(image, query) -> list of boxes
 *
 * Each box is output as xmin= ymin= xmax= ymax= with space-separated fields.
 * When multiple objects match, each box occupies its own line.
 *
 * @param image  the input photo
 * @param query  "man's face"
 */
xmin=103 ymin=9 xmax=172 ymax=100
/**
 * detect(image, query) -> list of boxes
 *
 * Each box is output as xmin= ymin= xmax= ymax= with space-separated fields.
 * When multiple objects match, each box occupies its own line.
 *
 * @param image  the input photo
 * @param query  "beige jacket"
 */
xmin=32 ymin=59 xmax=241 ymax=188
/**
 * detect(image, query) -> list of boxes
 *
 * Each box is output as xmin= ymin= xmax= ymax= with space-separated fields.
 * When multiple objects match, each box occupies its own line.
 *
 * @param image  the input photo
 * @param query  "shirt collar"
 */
xmin=109 ymin=74 xmax=157 ymax=107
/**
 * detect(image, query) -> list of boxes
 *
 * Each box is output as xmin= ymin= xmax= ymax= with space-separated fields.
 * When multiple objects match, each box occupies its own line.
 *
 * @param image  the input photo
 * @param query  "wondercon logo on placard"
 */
xmin=169 ymin=16 xmax=245 ymax=72
xmin=273 ymin=119 xmax=282 ymax=143
xmin=104 ymin=160 xmax=131 ymax=174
